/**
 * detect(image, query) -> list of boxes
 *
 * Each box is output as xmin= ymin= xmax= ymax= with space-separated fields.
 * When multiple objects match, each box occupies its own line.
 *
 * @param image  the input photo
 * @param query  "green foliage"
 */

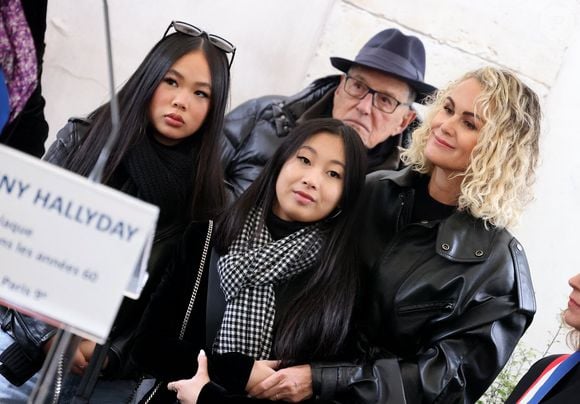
xmin=477 ymin=343 xmax=539 ymax=403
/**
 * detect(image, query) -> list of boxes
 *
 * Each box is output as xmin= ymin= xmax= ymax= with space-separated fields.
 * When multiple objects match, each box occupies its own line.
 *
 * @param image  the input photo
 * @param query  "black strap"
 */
xmin=205 ymin=249 xmax=226 ymax=349
xmin=71 ymin=340 xmax=110 ymax=403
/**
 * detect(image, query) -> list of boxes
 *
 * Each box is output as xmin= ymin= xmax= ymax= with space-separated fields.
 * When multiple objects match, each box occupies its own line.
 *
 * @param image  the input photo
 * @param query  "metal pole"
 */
xmin=88 ymin=0 xmax=120 ymax=183
xmin=72 ymin=0 xmax=118 ymax=400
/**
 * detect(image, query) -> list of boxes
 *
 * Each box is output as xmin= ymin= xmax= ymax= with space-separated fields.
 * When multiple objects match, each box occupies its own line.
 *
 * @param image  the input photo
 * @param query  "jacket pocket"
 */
xmin=397 ymin=300 xmax=455 ymax=315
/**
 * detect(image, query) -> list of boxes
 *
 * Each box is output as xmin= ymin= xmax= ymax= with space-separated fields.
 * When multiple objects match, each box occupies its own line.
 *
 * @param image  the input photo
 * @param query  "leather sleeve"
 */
xmin=42 ymin=118 xmax=89 ymax=165
xmin=311 ymin=359 xmax=407 ymax=403
xmin=221 ymin=97 xmax=285 ymax=200
xmin=1 ymin=310 xmax=56 ymax=357
xmin=0 ymin=310 xmax=56 ymax=384
xmin=311 ymin=238 xmax=535 ymax=403
xmin=221 ymin=98 xmax=265 ymax=199
xmin=312 ymin=310 xmax=532 ymax=403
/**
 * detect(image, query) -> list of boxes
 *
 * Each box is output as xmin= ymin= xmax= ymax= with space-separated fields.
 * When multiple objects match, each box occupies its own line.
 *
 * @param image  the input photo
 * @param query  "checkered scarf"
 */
xmin=213 ymin=207 xmax=323 ymax=359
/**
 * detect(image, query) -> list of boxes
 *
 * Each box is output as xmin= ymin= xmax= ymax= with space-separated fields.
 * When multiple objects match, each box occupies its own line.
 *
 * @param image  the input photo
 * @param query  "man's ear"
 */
xmin=398 ymin=108 xmax=417 ymax=133
xmin=335 ymin=75 xmax=347 ymax=96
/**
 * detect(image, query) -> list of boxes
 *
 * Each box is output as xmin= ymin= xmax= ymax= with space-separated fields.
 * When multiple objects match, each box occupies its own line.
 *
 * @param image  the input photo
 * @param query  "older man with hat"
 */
xmin=221 ymin=28 xmax=435 ymax=198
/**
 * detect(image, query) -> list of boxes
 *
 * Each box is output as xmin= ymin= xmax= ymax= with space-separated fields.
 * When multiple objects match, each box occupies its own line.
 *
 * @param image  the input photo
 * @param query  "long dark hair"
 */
xmin=216 ymin=118 xmax=367 ymax=362
xmin=61 ymin=32 xmax=229 ymax=220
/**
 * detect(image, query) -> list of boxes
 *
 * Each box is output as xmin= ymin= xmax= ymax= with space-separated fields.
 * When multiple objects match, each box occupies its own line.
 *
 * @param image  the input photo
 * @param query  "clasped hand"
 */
xmin=167 ymin=352 xmax=313 ymax=403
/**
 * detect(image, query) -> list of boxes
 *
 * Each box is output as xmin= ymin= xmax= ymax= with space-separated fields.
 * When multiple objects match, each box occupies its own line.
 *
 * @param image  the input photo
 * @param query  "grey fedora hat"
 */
xmin=330 ymin=28 xmax=436 ymax=104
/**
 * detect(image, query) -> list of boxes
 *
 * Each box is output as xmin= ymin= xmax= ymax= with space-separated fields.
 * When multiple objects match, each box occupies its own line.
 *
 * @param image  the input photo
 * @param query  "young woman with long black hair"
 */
xmin=0 ymin=21 xmax=234 ymax=403
xmin=131 ymin=118 xmax=367 ymax=403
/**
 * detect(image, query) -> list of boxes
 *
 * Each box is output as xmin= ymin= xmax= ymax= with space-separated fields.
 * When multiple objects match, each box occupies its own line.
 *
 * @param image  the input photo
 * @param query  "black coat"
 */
xmin=221 ymin=75 xmax=411 ymax=199
xmin=310 ymin=168 xmax=536 ymax=403
xmin=132 ymin=221 xmax=349 ymax=404
xmin=131 ymin=221 xmax=215 ymax=403
xmin=506 ymin=354 xmax=580 ymax=403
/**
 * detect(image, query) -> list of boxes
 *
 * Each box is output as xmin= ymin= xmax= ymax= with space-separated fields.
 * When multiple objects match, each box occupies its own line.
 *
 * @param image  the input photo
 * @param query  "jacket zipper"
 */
xmin=179 ymin=220 xmax=213 ymax=339
xmin=52 ymin=355 xmax=64 ymax=404
xmin=141 ymin=220 xmax=213 ymax=403
xmin=398 ymin=301 xmax=455 ymax=314
xmin=141 ymin=381 xmax=163 ymax=404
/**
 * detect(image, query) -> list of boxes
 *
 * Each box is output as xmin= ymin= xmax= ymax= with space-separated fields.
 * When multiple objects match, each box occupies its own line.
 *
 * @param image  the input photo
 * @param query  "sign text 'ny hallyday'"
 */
xmin=0 ymin=144 xmax=158 ymax=342
xmin=0 ymin=173 xmax=139 ymax=242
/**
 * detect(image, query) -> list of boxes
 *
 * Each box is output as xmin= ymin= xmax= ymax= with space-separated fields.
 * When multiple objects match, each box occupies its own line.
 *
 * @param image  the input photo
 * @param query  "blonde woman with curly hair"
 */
xmin=251 ymin=67 xmax=542 ymax=404
xmin=402 ymin=67 xmax=540 ymax=228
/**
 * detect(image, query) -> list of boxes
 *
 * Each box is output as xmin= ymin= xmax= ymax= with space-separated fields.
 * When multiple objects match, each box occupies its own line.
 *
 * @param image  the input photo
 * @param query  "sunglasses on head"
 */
xmin=163 ymin=20 xmax=236 ymax=68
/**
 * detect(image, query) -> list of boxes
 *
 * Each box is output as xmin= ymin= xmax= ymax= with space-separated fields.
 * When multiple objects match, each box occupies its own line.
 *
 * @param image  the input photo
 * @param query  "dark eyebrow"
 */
xmin=166 ymin=68 xmax=184 ymax=80
xmin=299 ymin=145 xmax=346 ymax=168
xmin=166 ymin=68 xmax=212 ymax=89
xmin=463 ymin=111 xmax=482 ymax=122
xmin=350 ymin=73 xmax=397 ymax=98
xmin=446 ymin=96 xmax=482 ymax=122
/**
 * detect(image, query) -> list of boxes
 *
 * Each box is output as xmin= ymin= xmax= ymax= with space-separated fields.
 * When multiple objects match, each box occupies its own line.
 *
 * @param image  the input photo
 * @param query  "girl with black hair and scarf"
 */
xmin=131 ymin=118 xmax=367 ymax=403
xmin=0 ymin=21 xmax=233 ymax=403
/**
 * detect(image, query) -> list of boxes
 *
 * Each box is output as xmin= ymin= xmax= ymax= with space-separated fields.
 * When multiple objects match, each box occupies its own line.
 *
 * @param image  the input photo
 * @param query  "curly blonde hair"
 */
xmin=401 ymin=67 xmax=541 ymax=228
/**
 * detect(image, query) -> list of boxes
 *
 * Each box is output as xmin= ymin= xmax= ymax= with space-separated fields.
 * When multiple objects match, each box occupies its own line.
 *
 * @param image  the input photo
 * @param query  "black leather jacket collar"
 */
xmin=370 ymin=167 xmax=499 ymax=263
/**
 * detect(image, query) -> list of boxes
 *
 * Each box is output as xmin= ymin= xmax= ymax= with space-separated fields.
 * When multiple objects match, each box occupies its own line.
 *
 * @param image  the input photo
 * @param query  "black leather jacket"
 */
xmin=311 ymin=168 xmax=536 ymax=403
xmin=221 ymin=75 xmax=411 ymax=199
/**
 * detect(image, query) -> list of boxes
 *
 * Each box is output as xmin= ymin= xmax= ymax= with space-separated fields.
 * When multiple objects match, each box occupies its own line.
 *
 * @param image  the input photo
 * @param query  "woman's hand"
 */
xmin=167 ymin=350 xmax=210 ymax=404
xmin=69 ymin=345 xmax=89 ymax=375
xmin=246 ymin=360 xmax=278 ymax=390
xmin=248 ymin=364 xmax=313 ymax=403
xmin=42 ymin=337 xmax=113 ymax=375
xmin=43 ymin=336 xmax=91 ymax=375
xmin=65 ymin=339 xmax=109 ymax=375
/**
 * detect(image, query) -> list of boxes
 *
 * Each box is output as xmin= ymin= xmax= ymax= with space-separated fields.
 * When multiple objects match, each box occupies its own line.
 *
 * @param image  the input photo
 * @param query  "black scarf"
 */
xmin=121 ymin=132 xmax=199 ymax=230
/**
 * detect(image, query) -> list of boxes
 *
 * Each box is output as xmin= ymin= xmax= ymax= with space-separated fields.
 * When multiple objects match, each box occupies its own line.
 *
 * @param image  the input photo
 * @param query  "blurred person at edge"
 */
xmin=506 ymin=274 xmax=580 ymax=403
xmin=0 ymin=0 xmax=49 ymax=156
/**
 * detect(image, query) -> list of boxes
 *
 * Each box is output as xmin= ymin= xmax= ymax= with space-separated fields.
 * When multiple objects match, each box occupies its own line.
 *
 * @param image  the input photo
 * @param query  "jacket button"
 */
xmin=441 ymin=243 xmax=450 ymax=251
xmin=516 ymin=243 xmax=523 ymax=251
xmin=474 ymin=250 xmax=484 ymax=257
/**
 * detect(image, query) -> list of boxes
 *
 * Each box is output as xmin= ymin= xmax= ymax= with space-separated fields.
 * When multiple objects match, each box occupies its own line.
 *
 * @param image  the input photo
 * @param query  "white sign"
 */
xmin=0 ymin=145 xmax=159 ymax=343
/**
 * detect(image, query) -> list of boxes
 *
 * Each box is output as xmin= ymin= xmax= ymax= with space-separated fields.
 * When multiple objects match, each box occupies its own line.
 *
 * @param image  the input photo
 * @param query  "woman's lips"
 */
xmin=164 ymin=113 xmax=184 ymax=127
xmin=433 ymin=134 xmax=454 ymax=149
xmin=294 ymin=190 xmax=315 ymax=203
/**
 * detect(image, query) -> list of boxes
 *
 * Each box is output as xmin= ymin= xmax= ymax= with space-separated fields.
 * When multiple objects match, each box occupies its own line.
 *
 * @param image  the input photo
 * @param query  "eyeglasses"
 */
xmin=343 ymin=76 xmax=411 ymax=114
xmin=163 ymin=21 xmax=236 ymax=68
